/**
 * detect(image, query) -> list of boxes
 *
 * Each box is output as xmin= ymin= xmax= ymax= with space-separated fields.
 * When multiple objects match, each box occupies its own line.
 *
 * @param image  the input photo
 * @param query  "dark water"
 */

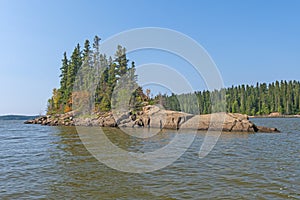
xmin=0 ymin=118 xmax=299 ymax=199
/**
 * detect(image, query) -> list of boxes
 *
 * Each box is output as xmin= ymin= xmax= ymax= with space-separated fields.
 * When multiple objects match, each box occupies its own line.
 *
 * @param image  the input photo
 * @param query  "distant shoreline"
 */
xmin=249 ymin=115 xmax=300 ymax=119
xmin=0 ymin=115 xmax=39 ymax=120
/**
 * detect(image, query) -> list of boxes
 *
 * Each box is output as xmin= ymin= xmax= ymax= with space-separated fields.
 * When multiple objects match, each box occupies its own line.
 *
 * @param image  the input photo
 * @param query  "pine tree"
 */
xmin=115 ymin=45 xmax=128 ymax=77
xmin=65 ymin=44 xmax=82 ymax=110
xmin=59 ymin=52 xmax=69 ymax=92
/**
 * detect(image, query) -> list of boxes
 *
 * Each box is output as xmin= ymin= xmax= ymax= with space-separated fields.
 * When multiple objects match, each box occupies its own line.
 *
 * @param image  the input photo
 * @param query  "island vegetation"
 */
xmin=47 ymin=36 xmax=300 ymax=117
xmin=47 ymin=36 xmax=147 ymax=115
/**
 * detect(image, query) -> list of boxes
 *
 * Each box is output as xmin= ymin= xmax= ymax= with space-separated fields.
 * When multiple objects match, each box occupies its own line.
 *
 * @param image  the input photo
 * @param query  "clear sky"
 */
xmin=0 ymin=0 xmax=299 ymax=115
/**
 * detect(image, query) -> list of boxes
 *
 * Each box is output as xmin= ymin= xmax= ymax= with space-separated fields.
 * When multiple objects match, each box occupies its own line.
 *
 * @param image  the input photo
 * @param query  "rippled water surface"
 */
xmin=0 ymin=118 xmax=299 ymax=199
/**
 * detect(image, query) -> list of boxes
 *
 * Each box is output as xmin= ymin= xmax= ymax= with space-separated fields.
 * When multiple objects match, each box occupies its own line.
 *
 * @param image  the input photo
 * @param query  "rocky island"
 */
xmin=25 ymin=105 xmax=279 ymax=133
xmin=22 ymin=37 xmax=295 ymax=134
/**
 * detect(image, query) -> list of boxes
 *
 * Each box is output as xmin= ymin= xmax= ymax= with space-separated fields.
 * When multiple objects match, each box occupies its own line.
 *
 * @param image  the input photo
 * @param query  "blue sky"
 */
xmin=0 ymin=0 xmax=299 ymax=115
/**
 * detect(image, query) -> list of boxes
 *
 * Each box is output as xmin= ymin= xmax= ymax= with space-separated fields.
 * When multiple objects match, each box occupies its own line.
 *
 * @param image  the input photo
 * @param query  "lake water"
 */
xmin=0 ymin=118 xmax=299 ymax=199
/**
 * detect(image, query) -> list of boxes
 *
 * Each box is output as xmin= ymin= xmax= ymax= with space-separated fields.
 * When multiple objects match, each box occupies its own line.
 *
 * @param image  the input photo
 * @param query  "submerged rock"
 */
xmin=256 ymin=126 xmax=280 ymax=133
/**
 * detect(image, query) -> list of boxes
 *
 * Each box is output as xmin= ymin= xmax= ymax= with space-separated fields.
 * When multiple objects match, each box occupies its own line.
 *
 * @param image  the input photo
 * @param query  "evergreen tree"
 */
xmin=115 ymin=45 xmax=128 ymax=77
xmin=59 ymin=52 xmax=69 ymax=93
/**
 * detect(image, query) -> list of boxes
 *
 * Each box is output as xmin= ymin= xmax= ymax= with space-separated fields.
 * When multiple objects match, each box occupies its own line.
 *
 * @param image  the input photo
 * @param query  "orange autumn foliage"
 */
xmin=64 ymin=104 xmax=72 ymax=113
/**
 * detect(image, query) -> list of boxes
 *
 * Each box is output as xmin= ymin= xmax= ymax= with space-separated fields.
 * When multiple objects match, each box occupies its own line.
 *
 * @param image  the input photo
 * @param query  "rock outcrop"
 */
xmin=24 ymin=105 xmax=280 ymax=133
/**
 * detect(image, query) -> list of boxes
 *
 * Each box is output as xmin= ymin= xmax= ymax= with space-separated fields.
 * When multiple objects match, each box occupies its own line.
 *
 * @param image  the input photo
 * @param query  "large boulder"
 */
xmin=268 ymin=112 xmax=281 ymax=117
xmin=120 ymin=105 xmax=278 ymax=133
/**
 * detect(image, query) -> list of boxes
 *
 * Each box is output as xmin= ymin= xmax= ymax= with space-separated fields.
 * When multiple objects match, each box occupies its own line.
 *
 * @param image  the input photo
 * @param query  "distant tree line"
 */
xmin=157 ymin=80 xmax=300 ymax=115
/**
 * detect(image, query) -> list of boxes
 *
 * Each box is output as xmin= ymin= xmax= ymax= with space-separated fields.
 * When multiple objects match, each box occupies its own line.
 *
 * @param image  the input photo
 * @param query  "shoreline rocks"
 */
xmin=24 ymin=105 xmax=280 ymax=133
xmin=249 ymin=112 xmax=300 ymax=118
